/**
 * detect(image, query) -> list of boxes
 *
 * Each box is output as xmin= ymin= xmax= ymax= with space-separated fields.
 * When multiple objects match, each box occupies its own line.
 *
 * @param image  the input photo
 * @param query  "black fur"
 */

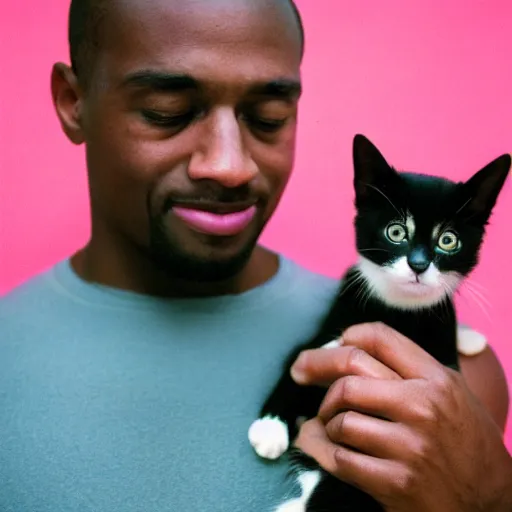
xmin=253 ymin=134 xmax=510 ymax=511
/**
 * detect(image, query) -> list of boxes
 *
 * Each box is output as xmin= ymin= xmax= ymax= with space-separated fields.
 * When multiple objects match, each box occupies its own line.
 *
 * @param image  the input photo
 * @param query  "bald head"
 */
xmin=68 ymin=0 xmax=304 ymax=88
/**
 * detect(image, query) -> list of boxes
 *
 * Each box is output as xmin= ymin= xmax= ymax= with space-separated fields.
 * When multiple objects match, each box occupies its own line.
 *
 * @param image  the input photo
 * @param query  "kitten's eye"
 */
xmin=386 ymin=223 xmax=407 ymax=243
xmin=438 ymin=231 xmax=460 ymax=252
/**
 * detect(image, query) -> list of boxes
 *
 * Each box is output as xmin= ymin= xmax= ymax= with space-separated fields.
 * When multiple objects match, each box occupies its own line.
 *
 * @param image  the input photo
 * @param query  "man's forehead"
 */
xmin=99 ymin=0 xmax=302 ymax=95
xmin=113 ymin=0 xmax=296 ymax=19
xmin=106 ymin=0 xmax=301 ymax=44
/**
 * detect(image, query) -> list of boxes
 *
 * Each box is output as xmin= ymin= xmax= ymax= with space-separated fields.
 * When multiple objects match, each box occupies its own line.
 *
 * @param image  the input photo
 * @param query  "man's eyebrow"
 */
xmin=119 ymin=71 xmax=199 ymax=92
xmin=119 ymin=71 xmax=301 ymax=98
xmin=249 ymin=79 xmax=302 ymax=99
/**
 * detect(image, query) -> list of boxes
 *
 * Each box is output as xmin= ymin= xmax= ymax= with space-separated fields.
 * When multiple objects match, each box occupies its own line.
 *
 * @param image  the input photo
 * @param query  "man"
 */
xmin=0 ymin=0 xmax=510 ymax=510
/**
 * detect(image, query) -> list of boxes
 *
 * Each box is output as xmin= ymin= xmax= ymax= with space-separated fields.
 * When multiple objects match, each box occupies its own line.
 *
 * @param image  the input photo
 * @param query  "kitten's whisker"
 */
xmin=468 ymin=289 xmax=492 ymax=310
xmin=462 ymin=286 xmax=492 ymax=324
xmin=466 ymin=280 xmax=487 ymax=292
xmin=353 ymin=276 xmax=372 ymax=305
xmin=354 ymin=271 xmax=376 ymax=310
xmin=355 ymin=283 xmax=367 ymax=302
xmin=465 ymin=279 xmax=491 ymax=298
xmin=342 ymin=270 xmax=366 ymax=288
xmin=362 ymin=285 xmax=375 ymax=310
xmin=355 ymin=285 xmax=368 ymax=307
xmin=337 ymin=272 xmax=366 ymax=299
xmin=361 ymin=182 xmax=403 ymax=219
xmin=463 ymin=281 xmax=492 ymax=309
xmin=470 ymin=295 xmax=492 ymax=324
xmin=439 ymin=281 xmax=455 ymax=321
xmin=359 ymin=248 xmax=390 ymax=253
xmin=441 ymin=276 xmax=459 ymax=296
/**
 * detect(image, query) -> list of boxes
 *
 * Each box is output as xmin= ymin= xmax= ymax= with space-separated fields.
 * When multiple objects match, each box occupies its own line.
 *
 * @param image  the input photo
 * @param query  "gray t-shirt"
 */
xmin=0 ymin=255 xmax=339 ymax=511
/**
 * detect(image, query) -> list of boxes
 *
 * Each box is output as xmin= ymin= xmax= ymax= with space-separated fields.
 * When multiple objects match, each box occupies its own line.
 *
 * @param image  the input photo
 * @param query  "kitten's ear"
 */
xmin=459 ymin=153 xmax=510 ymax=224
xmin=353 ymin=134 xmax=396 ymax=202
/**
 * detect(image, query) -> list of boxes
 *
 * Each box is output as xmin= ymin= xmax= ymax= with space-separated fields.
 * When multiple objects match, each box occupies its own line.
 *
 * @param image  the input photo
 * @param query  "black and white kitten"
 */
xmin=248 ymin=134 xmax=510 ymax=512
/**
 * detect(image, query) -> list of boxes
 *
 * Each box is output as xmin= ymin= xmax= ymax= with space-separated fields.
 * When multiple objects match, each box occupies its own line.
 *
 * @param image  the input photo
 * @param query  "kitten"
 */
xmin=248 ymin=134 xmax=510 ymax=512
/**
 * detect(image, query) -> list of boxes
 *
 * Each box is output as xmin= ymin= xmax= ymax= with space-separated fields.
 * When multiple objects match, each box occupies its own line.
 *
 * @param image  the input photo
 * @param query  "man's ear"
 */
xmin=50 ymin=62 xmax=85 ymax=145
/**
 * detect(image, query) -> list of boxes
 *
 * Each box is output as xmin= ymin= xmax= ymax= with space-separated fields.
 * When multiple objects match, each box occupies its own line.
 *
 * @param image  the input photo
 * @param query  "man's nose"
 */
xmin=188 ymin=108 xmax=258 ymax=188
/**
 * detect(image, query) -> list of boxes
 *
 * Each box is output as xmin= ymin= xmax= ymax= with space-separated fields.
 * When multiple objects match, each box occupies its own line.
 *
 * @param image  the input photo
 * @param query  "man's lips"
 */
xmin=171 ymin=203 xmax=257 ymax=236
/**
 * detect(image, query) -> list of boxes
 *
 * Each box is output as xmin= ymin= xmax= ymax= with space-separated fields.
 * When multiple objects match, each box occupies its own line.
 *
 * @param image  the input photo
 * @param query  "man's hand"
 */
xmin=290 ymin=322 xmax=512 ymax=512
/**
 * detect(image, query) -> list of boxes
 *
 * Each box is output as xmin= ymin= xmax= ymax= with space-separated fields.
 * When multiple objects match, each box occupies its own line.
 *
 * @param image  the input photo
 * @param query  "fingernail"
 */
xmin=291 ymin=357 xmax=307 ymax=384
xmin=290 ymin=366 xmax=306 ymax=384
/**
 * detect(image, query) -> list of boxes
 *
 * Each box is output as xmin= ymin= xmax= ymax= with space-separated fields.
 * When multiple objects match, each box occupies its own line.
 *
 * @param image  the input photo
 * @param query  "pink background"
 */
xmin=1 ymin=2 xmax=511 ymax=447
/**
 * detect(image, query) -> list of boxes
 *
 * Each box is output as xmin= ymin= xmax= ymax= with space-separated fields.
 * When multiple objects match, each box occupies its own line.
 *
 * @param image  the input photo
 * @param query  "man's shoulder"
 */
xmin=0 ymin=264 xmax=60 ymax=320
xmin=286 ymin=258 xmax=338 ymax=291
xmin=279 ymin=255 xmax=340 ymax=308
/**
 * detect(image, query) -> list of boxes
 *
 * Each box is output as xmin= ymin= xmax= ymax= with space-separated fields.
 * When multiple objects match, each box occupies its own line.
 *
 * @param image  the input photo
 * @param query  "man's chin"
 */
xmin=149 ymin=241 xmax=257 ymax=282
xmin=186 ymin=256 xmax=251 ymax=282
xmin=149 ymin=215 xmax=262 ymax=282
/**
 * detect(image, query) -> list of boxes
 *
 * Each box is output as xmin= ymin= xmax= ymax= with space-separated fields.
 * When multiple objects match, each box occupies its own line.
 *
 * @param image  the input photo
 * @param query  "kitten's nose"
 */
xmin=408 ymin=248 xmax=430 ymax=274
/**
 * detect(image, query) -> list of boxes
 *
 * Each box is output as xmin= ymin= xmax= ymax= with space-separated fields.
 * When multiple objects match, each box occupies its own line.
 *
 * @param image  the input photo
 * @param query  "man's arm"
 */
xmin=460 ymin=346 xmax=510 ymax=433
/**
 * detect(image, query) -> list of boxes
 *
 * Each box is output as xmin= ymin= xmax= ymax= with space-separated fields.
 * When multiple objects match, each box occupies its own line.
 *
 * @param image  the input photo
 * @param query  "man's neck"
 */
xmin=70 ymin=240 xmax=280 ymax=299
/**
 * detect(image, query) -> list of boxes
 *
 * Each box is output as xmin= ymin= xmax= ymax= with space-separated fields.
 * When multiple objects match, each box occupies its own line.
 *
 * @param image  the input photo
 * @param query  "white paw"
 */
xmin=322 ymin=339 xmax=339 ymax=349
xmin=248 ymin=415 xmax=289 ymax=460
xmin=457 ymin=326 xmax=487 ymax=356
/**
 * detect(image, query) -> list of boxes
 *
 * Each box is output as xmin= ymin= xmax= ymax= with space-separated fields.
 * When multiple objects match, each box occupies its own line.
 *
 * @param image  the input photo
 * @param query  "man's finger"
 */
xmin=318 ymin=376 xmax=415 ymax=423
xmin=290 ymin=344 xmax=401 ymax=387
xmin=342 ymin=322 xmax=447 ymax=380
xmin=294 ymin=417 xmax=339 ymax=474
xmin=332 ymin=444 xmax=404 ymax=500
xmin=295 ymin=417 xmax=399 ymax=499
xmin=325 ymin=411 xmax=412 ymax=460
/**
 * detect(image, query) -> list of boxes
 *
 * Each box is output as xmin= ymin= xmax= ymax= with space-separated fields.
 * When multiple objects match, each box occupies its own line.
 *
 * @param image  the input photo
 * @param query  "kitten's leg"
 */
xmin=248 ymin=369 xmax=324 ymax=459
xmin=457 ymin=325 xmax=487 ymax=356
xmin=248 ymin=339 xmax=340 ymax=460
xmin=249 ymin=279 xmax=350 ymax=458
